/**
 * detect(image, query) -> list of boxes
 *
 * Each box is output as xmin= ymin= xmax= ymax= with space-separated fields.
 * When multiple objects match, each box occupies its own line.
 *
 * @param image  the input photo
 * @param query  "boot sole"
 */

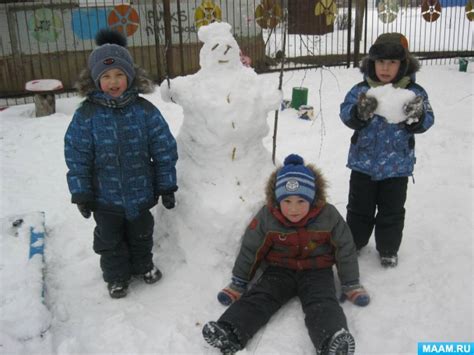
xmin=109 ymin=289 xmax=127 ymax=299
xmin=202 ymin=322 xmax=241 ymax=354
xmin=108 ymin=285 xmax=128 ymax=299
xmin=142 ymin=268 xmax=163 ymax=284
xmin=327 ymin=329 xmax=356 ymax=355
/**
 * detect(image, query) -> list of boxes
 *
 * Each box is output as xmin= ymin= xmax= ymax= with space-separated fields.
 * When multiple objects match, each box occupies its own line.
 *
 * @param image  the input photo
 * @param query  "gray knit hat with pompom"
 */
xmin=88 ymin=29 xmax=135 ymax=89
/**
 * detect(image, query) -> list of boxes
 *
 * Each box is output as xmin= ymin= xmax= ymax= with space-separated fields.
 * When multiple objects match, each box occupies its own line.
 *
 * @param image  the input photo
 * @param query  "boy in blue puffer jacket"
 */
xmin=339 ymin=33 xmax=434 ymax=268
xmin=64 ymin=29 xmax=178 ymax=298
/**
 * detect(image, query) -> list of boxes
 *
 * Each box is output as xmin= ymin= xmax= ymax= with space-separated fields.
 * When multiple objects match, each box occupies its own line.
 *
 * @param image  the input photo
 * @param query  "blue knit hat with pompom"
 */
xmin=275 ymin=154 xmax=316 ymax=204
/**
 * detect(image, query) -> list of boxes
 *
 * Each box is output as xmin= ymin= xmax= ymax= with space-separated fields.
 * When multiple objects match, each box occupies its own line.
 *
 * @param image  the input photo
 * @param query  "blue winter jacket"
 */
xmin=65 ymin=90 xmax=178 ymax=220
xmin=339 ymin=80 xmax=434 ymax=180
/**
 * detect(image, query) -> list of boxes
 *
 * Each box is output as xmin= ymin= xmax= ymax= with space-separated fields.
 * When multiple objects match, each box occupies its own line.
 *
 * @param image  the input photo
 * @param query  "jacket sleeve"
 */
xmin=64 ymin=109 xmax=95 ymax=204
xmin=232 ymin=207 xmax=271 ymax=281
xmin=147 ymin=106 xmax=178 ymax=193
xmin=405 ymin=84 xmax=435 ymax=134
xmin=339 ymin=82 xmax=370 ymax=130
xmin=328 ymin=205 xmax=360 ymax=285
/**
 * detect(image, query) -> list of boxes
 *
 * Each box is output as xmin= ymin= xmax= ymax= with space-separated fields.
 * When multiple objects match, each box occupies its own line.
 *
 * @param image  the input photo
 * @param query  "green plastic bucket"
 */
xmin=291 ymin=87 xmax=308 ymax=109
xmin=459 ymin=58 xmax=468 ymax=72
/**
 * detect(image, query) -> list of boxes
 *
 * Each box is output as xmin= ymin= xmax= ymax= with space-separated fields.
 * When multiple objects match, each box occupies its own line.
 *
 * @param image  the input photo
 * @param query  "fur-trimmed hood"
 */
xmin=74 ymin=65 xmax=155 ymax=97
xmin=265 ymin=164 xmax=328 ymax=209
xmin=359 ymin=54 xmax=420 ymax=83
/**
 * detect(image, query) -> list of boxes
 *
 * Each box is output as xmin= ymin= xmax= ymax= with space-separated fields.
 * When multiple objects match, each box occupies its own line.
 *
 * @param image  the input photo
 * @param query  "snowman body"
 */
xmin=160 ymin=22 xmax=281 ymax=264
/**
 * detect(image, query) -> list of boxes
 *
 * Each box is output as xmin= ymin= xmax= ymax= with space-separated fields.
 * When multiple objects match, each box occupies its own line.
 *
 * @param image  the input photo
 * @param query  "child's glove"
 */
xmin=403 ymin=95 xmax=424 ymax=124
xmin=217 ymin=276 xmax=248 ymax=306
xmin=77 ymin=203 xmax=91 ymax=219
xmin=357 ymin=93 xmax=378 ymax=121
xmin=161 ymin=192 xmax=176 ymax=209
xmin=340 ymin=281 xmax=370 ymax=307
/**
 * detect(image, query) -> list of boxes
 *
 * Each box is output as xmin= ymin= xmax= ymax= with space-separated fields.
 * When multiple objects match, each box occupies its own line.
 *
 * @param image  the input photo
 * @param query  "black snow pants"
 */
xmin=92 ymin=210 xmax=155 ymax=283
xmin=218 ymin=266 xmax=348 ymax=351
xmin=346 ymin=170 xmax=408 ymax=256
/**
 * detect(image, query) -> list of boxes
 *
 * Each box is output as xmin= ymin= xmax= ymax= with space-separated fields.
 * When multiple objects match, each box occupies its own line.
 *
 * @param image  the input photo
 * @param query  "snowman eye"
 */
xmin=224 ymin=45 xmax=232 ymax=54
xmin=212 ymin=44 xmax=219 ymax=51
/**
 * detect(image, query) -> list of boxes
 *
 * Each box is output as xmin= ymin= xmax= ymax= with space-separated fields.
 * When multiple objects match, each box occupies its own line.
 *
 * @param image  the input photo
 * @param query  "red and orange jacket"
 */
xmin=232 ymin=165 xmax=359 ymax=285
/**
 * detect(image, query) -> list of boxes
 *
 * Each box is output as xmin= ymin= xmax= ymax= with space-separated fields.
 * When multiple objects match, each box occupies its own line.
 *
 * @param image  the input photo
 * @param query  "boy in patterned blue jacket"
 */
xmin=64 ymin=29 xmax=178 ymax=298
xmin=339 ymin=33 xmax=434 ymax=267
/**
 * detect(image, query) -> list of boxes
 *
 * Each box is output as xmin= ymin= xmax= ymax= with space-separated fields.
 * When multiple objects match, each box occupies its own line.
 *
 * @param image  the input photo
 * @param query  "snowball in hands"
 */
xmin=367 ymin=85 xmax=417 ymax=124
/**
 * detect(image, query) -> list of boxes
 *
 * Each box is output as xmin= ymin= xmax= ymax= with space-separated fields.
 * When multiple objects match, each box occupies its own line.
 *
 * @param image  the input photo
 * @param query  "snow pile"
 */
xmin=159 ymin=22 xmax=282 ymax=266
xmin=25 ymin=79 xmax=63 ymax=92
xmin=0 ymin=212 xmax=51 ymax=341
xmin=367 ymin=84 xmax=416 ymax=124
xmin=0 ymin=61 xmax=472 ymax=354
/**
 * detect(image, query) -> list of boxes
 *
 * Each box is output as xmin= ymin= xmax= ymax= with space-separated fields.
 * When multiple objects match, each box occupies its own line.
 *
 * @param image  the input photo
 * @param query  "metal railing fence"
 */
xmin=1 ymin=0 xmax=472 ymax=106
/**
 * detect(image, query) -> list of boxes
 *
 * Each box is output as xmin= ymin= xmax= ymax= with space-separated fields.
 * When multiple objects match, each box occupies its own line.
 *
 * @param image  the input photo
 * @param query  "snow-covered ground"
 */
xmin=0 ymin=63 xmax=472 ymax=354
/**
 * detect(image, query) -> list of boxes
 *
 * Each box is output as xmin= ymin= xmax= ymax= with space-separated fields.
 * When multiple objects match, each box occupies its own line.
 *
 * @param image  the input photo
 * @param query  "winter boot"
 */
xmin=143 ymin=265 xmax=162 ymax=284
xmin=380 ymin=254 xmax=398 ymax=268
xmin=107 ymin=281 xmax=129 ymax=299
xmin=202 ymin=321 xmax=243 ymax=355
xmin=318 ymin=329 xmax=355 ymax=355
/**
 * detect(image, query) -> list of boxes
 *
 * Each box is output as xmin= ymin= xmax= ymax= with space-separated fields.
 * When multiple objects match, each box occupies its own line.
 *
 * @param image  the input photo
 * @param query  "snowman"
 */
xmin=159 ymin=22 xmax=282 ymax=266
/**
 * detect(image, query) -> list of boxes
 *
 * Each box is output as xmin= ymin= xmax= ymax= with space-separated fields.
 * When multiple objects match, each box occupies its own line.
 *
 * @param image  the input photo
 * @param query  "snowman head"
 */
xmin=198 ymin=22 xmax=242 ymax=72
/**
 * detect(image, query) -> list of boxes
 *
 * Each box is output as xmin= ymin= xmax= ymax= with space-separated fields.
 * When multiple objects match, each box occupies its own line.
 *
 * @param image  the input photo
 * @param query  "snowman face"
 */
xmin=200 ymin=36 xmax=241 ymax=71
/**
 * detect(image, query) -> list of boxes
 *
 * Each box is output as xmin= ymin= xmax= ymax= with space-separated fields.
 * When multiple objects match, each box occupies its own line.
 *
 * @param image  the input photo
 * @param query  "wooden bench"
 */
xmin=25 ymin=79 xmax=63 ymax=117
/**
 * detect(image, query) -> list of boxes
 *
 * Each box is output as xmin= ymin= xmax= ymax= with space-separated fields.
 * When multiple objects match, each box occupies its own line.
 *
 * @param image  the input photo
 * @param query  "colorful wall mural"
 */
xmin=0 ymin=1 xmax=260 ymax=56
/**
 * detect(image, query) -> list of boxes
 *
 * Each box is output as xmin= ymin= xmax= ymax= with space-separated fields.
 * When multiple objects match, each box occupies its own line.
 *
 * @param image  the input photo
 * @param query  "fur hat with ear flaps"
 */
xmin=266 ymin=154 xmax=328 ymax=209
xmin=360 ymin=32 xmax=420 ymax=83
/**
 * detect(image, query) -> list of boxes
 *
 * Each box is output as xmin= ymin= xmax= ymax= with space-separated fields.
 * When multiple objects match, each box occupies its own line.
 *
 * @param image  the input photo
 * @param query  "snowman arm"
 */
xmin=160 ymin=77 xmax=183 ymax=103
xmin=160 ymin=81 xmax=174 ymax=103
xmin=261 ymin=88 xmax=283 ymax=112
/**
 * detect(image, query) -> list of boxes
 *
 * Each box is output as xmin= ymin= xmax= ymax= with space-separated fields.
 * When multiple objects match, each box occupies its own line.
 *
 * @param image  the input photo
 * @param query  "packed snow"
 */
xmin=159 ymin=22 xmax=281 ymax=268
xmin=0 ymin=34 xmax=472 ymax=354
xmin=367 ymin=85 xmax=416 ymax=124
xmin=24 ymin=79 xmax=63 ymax=93
xmin=0 ymin=212 xmax=50 ymax=342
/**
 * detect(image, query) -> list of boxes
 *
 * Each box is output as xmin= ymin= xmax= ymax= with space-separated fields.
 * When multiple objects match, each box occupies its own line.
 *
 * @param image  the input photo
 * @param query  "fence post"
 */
xmin=152 ymin=0 xmax=163 ymax=82
xmin=353 ymin=0 xmax=366 ymax=67
xmin=346 ymin=0 xmax=353 ymax=67
xmin=163 ymin=0 xmax=175 ymax=78
xmin=176 ymin=0 xmax=185 ymax=75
